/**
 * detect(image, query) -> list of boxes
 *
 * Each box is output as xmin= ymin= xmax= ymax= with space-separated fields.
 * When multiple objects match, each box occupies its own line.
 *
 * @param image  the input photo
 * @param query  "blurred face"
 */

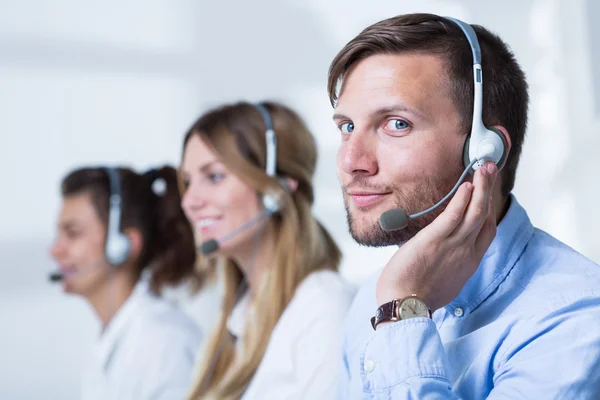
xmin=50 ymin=192 xmax=111 ymax=296
xmin=334 ymin=53 xmax=466 ymax=246
xmin=180 ymin=134 xmax=264 ymax=256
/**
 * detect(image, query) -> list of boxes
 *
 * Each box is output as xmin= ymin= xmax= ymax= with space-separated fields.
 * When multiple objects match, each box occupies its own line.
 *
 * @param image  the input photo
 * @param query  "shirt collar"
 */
xmin=93 ymin=280 xmax=153 ymax=373
xmin=444 ymin=194 xmax=535 ymax=316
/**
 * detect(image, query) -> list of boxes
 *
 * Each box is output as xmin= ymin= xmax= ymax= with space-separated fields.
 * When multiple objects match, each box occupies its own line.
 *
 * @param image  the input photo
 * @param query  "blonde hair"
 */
xmin=182 ymin=102 xmax=342 ymax=399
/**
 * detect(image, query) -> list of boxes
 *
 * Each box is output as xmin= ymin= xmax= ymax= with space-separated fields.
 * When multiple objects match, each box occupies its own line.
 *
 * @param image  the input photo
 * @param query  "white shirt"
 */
xmin=81 ymin=281 xmax=202 ymax=400
xmin=227 ymin=270 xmax=355 ymax=400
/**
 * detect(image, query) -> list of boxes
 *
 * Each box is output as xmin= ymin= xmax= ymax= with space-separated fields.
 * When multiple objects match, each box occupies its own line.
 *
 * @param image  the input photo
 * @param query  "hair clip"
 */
xmin=152 ymin=178 xmax=167 ymax=196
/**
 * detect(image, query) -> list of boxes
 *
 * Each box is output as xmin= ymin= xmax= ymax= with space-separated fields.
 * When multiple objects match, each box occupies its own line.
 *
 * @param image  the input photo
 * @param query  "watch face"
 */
xmin=399 ymin=297 xmax=429 ymax=319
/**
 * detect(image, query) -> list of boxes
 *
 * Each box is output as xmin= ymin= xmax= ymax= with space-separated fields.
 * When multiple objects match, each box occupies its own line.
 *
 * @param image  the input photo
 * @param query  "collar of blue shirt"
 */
xmin=444 ymin=194 xmax=534 ymax=317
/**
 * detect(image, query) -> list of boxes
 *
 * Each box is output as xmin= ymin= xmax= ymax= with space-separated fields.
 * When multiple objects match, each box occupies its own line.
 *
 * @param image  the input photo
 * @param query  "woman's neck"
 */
xmin=230 ymin=223 xmax=277 ymax=297
xmin=87 ymin=272 xmax=136 ymax=328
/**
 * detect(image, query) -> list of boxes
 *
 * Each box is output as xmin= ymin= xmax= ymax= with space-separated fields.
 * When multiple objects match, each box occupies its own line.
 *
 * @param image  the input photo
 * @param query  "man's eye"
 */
xmin=385 ymin=119 xmax=409 ymax=130
xmin=340 ymin=122 xmax=354 ymax=133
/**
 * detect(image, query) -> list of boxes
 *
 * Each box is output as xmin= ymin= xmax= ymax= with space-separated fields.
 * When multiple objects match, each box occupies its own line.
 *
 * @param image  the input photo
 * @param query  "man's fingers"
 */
xmin=453 ymin=162 xmax=497 ymax=240
xmin=474 ymin=196 xmax=497 ymax=253
xmin=425 ymin=181 xmax=474 ymax=239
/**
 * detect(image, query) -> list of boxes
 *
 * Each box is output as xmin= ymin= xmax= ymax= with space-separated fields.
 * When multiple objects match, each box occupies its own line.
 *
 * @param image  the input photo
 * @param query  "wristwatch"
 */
xmin=371 ymin=295 xmax=432 ymax=330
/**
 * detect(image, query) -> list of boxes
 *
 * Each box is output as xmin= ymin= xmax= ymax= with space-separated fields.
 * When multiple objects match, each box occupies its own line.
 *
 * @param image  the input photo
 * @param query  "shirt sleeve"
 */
xmin=359 ymin=297 xmax=600 ymax=399
xmin=489 ymin=297 xmax=600 ymax=399
xmin=361 ymin=318 xmax=456 ymax=399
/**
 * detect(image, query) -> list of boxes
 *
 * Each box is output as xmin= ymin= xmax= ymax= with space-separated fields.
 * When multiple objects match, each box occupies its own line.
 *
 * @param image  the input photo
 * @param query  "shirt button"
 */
xmin=364 ymin=359 xmax=376 ymax=373
xmin=454 ymin=307 xmax=464 ymax=317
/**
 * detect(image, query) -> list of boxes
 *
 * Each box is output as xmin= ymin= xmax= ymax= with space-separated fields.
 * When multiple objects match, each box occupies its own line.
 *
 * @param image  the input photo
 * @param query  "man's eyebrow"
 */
xmin=333 ymin=104 xmax=428 ymax=122
xmin=333 ymin=112 xmax=350 ymax=121
xmin=373 ymin=105 xmax=427 ymax=120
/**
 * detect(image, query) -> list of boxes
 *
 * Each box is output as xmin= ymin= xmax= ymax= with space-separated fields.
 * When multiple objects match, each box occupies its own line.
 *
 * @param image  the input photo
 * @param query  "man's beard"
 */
xmin=344 ymin=171 xmax=464 ymax=247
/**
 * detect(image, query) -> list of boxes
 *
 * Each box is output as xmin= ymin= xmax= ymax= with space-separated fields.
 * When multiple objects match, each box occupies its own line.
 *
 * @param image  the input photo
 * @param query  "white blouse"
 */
xmin=227 ymin=270 xmax=355 ymax=399
xmin=81 ymin=281 xmax=202 ymax=400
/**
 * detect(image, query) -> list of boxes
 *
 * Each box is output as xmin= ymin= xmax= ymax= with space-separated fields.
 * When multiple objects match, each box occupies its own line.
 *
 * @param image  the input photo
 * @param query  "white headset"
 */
xmin=104 ymin=167 xmax=131 ymax=266
xmin=253 ymin=103 xmax=289 ymax=213
xmin=379 ymin=18 xmax=510 ymax=231
xmin=445 ymin=17 xmax=508 ymax=171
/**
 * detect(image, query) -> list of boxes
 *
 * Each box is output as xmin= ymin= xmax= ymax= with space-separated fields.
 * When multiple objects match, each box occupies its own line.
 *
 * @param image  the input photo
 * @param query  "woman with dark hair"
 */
xmin=50 ymin=165 xmax=202 ymax=400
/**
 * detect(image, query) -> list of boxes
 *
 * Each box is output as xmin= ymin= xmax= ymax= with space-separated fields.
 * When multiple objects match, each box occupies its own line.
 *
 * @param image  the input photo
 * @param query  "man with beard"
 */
xmin=330 ymin=13 xmax=600 ymax=399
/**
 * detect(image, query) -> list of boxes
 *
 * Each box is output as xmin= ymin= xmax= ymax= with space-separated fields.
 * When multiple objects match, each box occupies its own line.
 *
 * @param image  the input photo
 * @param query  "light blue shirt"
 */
xmin=338 ymin=196 xmax=600 ymax=399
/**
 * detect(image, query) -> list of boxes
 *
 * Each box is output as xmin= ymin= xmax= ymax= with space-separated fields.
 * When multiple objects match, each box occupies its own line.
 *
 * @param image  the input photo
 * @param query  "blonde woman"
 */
xmin=180 ymin=101 xmax=354 ymax=399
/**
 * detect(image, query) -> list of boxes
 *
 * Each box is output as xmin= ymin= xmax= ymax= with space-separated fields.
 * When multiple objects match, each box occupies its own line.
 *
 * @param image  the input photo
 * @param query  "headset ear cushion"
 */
xmin=261 ymin=192 xmax=281 ymax=214
xmin=462 ymin=133 xmax=473 ymax=173
xmin=105 ymin=234 xmax=131 ymax=266
xmin=261 ymin=178 xmax=292 ymax=214
xmin=260 ymin=177 xmax=294 ymax=214
xmin=462 ymin=128 xmax=509 ymax=172
xmin=489 ymin=127 xmax=508 ymax=170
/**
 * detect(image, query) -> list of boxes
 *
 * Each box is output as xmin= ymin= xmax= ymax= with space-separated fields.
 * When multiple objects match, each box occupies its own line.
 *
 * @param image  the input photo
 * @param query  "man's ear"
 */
xmin=491 ymin=125 xmax=512 ymax=172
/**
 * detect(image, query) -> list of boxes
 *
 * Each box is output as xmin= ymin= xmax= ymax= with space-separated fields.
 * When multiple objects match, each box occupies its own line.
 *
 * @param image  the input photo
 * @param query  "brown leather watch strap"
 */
xmin=370 ymin=299 xmax=400 ymax=330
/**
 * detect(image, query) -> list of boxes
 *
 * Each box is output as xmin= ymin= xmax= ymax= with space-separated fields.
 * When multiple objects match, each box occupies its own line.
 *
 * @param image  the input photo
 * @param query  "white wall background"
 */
xmin=0 ymin=0 xmax=598 ymax=398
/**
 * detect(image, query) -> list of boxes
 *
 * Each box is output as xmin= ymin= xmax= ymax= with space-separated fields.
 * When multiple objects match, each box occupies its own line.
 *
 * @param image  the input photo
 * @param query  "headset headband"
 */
xmin=254 ymin=103 xmax=277 ymax=178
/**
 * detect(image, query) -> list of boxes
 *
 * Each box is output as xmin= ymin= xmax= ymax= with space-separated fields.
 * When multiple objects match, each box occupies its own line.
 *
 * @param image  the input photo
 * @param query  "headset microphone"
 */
xmin=47 ymin=258 xmax=108 ymax=283
xmin=379 ymin=17 xmax=507 ymax=232
xmin=199 ymin=208 xmax=276 ymax=255
xmin=379 ymin=158 xmax=478 ymax=231
xmin=48 ymin=271 xmax=64 ymax=282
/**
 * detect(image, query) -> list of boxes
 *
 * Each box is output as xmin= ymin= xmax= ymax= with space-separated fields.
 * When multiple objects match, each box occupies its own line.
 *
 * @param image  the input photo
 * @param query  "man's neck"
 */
xmin=494 ymin=192 xmax=511 ymax=225
xmin=87 ymin=273 xmax=135 ymax=328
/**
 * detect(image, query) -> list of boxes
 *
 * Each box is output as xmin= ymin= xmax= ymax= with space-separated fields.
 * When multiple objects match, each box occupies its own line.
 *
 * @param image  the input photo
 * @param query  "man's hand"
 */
xmin=376 ymin=162 xmax=498 ymax=312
